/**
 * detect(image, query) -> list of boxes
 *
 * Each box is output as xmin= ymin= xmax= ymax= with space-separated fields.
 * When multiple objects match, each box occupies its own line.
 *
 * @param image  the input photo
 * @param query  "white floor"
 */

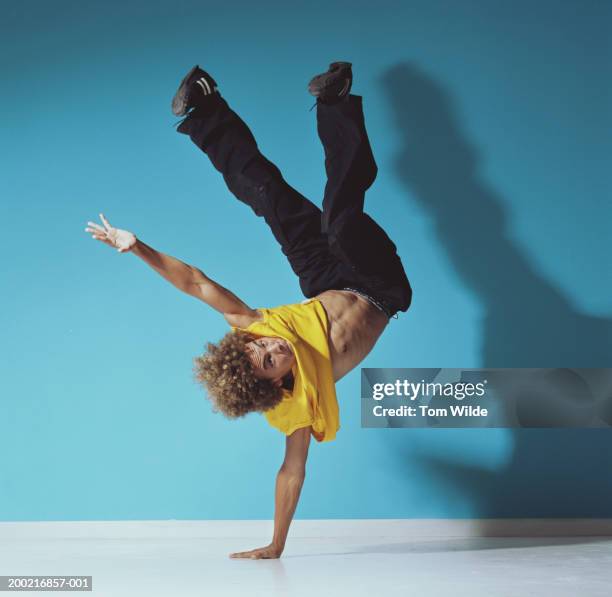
xmin=1 ymin=521 xmax=611 ymax=597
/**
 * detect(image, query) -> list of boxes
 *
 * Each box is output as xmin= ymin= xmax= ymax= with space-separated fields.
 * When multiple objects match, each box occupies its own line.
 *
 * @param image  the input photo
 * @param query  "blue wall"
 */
xmin=1 ymin=0 xmax=610 ymax=520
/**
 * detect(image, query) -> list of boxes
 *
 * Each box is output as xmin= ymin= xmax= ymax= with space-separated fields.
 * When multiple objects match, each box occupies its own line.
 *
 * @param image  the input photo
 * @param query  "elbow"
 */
xmin=279 ymin=465 xmax=306 ymax=483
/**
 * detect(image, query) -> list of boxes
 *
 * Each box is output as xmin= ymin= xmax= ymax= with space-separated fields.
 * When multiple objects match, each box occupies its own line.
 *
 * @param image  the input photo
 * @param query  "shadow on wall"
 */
xmin=381 ymin=62 xmax=612 ymax=520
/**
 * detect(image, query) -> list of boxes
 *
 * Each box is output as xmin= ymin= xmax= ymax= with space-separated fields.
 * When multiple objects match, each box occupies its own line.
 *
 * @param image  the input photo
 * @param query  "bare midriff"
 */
xmin=312 ymin=289 xmax=389 ymax=381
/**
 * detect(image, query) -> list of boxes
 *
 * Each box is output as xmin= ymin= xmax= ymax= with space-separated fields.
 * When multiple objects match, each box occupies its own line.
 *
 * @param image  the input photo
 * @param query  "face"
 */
xmin=245 ymin=336 xmax=295 ymax=387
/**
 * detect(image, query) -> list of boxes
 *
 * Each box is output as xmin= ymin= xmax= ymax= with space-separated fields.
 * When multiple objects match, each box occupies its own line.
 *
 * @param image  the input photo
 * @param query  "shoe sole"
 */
xmin=171 ymin=65 xmax=200 ymax=116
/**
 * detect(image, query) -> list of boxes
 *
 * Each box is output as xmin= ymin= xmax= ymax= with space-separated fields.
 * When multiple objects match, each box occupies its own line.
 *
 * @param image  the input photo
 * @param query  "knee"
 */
xmin=223 ymin=170 xmax=268 ymax=216
xmin=364 ymin=159 xmax=378 ymax=188
xmin=358 ymin=143 xmax=377 ymax=188
xmin=344 ymin=140 xmax=377 ymax=189
xmin=224 ymin=159 xmax=283 ymax=208
xmin=224 ymin=170 xmax=259 ymax=196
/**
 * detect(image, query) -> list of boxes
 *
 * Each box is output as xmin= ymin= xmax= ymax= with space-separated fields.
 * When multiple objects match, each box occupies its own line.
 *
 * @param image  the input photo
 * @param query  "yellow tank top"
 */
xmin=233 ymin=299 xmax=339 ymax=442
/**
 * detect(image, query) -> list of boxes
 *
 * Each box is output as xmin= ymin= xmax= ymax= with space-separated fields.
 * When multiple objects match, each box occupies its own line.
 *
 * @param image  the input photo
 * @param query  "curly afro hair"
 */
xmin=193 ymin=330 xmax=284 ymax=418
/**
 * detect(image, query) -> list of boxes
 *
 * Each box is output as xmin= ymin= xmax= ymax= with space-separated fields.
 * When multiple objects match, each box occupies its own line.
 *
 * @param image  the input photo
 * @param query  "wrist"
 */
xmin=271 ymin=538 xmax=285 ymax=551
xmin=131 ymin=237 xmax=144 ymax=255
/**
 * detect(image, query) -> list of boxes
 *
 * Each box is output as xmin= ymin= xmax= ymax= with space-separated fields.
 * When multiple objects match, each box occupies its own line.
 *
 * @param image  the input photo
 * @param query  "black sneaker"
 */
xmin=308 ymin=62 xmax=352 ymax=103
xmin=171 ymin=65 xmax=218 ymax=117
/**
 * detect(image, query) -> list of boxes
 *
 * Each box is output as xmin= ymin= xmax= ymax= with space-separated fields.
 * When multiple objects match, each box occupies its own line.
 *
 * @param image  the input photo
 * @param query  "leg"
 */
xmin=317 ymin=96 xmax=397 ymax=271
xmin=176 ymin=94 xmax=346 ymax=298
xmin=317 ymin=95 xmax=413 ymax=314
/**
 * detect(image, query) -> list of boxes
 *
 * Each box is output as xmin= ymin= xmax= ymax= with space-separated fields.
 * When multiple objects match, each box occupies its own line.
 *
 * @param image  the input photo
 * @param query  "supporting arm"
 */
xmin=229 ymin=426 xmax=312 ymax=559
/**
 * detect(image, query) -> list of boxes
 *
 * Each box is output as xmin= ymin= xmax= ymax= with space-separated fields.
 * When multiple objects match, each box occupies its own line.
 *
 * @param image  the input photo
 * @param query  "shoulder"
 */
xmin=224 ymin=309 xmax=265 ymax=329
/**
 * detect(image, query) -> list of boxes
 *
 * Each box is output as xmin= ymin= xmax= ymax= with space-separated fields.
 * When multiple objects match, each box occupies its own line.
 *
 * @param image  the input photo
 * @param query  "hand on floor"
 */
xmin=229 ymin=543 xmax=283 ymax=559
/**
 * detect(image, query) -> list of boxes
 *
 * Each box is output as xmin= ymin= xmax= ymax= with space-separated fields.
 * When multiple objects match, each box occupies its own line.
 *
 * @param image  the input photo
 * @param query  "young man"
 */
xmin=85 ymin=62 xmax=412 ymax=558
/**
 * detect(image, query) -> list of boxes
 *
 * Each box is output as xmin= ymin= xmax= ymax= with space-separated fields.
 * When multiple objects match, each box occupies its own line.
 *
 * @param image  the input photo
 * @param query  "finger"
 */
xmin=86 ymin=228 xmax=107 ymax=237
xmin=86 ymin=222 xmax=105 ymax=233
xmin=230 ymin=551 xmax=252 ymax=558
xmin=250 ymin=549 xmax=268 ymax=559
xmin=99 ymin=213 xmax=112 ymax=230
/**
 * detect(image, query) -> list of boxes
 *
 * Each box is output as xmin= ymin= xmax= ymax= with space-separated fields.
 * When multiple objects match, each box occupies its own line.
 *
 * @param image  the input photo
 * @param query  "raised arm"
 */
xmin=229 ymin=426 xmax=312 ymax=559
xmin=130 ymin=238 xmax=257 ymax=319
xmin=85 ymin=213 xmax=258 ymax=323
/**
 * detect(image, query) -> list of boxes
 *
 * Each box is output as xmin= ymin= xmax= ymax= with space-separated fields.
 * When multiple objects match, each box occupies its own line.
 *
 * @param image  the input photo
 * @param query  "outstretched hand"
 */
xmin=229 ymin=543 xmax=283 ymax=560
xmin=85 ymin=213 xmax=136 ymax=253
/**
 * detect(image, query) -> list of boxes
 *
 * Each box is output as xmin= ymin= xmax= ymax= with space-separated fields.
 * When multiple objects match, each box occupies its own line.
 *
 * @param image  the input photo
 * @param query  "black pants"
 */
xmin=177 ymin=94 xmax=412 ymax=318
